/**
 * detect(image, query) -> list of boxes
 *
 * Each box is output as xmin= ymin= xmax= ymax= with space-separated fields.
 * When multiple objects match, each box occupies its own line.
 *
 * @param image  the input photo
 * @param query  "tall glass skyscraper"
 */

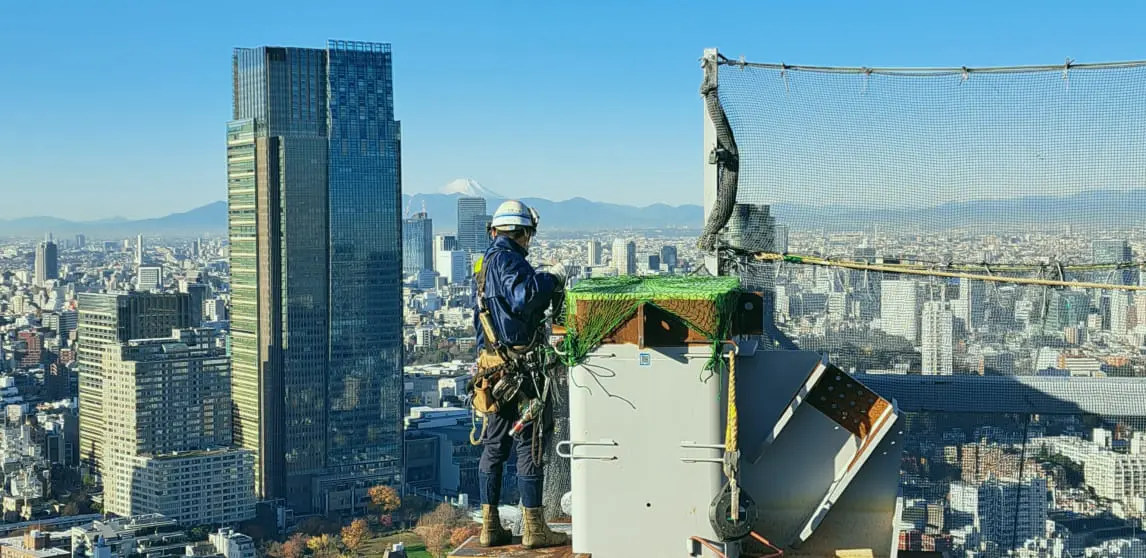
xmin=456 ymin=197 xmax=488 ymax=254
xmin=229 ymin=40 xmax=403 ymax=513
xmin=403 ymin=211 xmax=433 ymax=276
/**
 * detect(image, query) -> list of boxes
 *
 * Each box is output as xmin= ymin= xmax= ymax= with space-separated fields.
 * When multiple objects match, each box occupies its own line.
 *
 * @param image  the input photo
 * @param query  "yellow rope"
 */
xmin=469 ymin=411 xmax=487 ymax=446
xmin=754 ymin=252 xmax=1146 ymax=291
xmin=725 ymin=350 xmax=737 ymax=453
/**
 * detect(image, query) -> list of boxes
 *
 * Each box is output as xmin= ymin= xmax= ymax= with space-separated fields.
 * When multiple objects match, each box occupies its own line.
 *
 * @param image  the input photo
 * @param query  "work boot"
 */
xmin=480 ymin=504 xmax=511 ymax=547
xmin=522 ymin=506 xmax=569 ymax=549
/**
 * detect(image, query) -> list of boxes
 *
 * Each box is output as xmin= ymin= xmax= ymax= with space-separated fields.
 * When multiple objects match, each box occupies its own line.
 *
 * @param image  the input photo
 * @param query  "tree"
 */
xmin=263 ymin=542 xmax=285 ymax=558
xmin=61 ymin=502 xmax=79 ymax=516
xmin=415 ymin=503 xmax=468 ymax=558
xmin=417 ymin=523 xmax=451 ymax=558
xmin=306 ymin=533 xmax=341 ymax=558
xmin=340 ymin=519 xmax=371 ymax=555
xmin=449 ymin=524 xmax=481 ymax=548
xmin=368 ymin=485 xmax=402 ymax=515
xmin=281 ymin=534 xmax=306 ymax=558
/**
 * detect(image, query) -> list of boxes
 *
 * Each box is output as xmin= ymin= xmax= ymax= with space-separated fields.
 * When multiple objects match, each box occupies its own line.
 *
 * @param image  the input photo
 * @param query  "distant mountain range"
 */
xmin=3 ymin=186 xmax=1143 ymax=237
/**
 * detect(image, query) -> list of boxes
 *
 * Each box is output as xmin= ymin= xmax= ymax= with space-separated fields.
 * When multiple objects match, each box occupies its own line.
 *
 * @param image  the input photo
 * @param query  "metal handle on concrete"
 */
xmin=680 ymin=441 xmax=726 ymax=464
xmin=556 ymin=439 xmax=618 ymax=461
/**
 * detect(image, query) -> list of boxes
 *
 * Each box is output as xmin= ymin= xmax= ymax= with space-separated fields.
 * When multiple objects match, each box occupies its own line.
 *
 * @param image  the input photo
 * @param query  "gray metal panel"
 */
xmin=856 ymin=374 xmax=1146 ymax=416
xmin=741 ymin=404 xmax=858 ymax=547
xmin=735 ymin=350 xmax=825 ymax=463
xmin=568 ymin=345 xmax=728 ymax=558
xmin=789 ymin=418 xmax=904 ymax=558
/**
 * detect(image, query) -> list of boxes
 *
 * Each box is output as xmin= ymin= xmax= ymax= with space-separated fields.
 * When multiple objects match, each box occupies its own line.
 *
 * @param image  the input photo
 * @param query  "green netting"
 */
xmin=559 ymin=276 xmax=743 ymax=371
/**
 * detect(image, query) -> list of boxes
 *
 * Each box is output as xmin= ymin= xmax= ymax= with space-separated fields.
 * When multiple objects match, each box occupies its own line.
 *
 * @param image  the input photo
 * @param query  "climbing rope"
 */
xmin=724 ymin=349 xmax=740 ymax=520
xmin=725 ymin=349 xmax=739 ymax=456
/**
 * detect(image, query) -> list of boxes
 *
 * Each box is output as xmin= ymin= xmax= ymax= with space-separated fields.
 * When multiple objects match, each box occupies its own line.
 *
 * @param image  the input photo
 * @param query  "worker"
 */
xmin=470 ymin=200 xmax=568 ymax=549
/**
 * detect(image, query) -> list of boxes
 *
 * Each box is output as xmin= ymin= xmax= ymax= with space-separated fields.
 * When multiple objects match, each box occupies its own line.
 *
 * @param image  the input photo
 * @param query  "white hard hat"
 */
xmin=490 ymin=200 xmax=540 ymax=231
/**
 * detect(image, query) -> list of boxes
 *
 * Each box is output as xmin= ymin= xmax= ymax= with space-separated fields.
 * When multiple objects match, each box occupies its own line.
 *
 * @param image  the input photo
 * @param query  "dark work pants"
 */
xmin=479 ymin=399 xmax=546 ymax=508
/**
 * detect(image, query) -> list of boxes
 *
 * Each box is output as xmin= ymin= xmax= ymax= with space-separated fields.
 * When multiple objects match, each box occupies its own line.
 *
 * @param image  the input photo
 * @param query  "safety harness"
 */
xmin=468 ymin=249 xmax=553 ymax=447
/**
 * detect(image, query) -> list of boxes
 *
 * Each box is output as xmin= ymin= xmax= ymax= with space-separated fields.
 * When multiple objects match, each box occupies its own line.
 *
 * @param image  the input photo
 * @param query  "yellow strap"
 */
xmin=470 ymin=411 xmax=488 ymax=446
xmin=725 ymin=350 xmax=738 ymax=453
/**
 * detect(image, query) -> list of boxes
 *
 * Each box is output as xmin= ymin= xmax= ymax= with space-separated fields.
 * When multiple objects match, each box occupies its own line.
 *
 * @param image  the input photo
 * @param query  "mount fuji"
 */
xmin=404 ymin=178 xmax=702 ymax=232
xmin=438 ymin=178 xmax=503 ymax=199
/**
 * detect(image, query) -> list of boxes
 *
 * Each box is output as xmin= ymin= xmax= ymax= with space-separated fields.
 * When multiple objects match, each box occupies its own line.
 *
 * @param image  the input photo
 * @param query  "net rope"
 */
xmin=559 ymin=276 xmax=742 ymax=374
xmin=707 ymin=53 xmax=1146 ymax=555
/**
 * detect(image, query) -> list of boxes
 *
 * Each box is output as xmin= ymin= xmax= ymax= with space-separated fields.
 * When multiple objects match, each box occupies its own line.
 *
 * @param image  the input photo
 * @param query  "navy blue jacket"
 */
xmin=474 ymin=236 xmax=560 ymax=349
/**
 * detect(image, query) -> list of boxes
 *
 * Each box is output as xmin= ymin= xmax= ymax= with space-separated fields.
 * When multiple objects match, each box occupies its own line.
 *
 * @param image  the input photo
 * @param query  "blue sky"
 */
xmin=1 ymin=1 xmax=1145 ymax=220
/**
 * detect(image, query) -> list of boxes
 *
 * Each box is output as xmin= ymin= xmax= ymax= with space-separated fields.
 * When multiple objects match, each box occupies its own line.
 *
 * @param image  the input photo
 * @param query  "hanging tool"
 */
xmin=709 ymin=348 xmax=758 ymax=540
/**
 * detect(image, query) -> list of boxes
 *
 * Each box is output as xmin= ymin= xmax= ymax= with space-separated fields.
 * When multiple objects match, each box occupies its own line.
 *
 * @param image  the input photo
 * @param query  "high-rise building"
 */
xmin=648 ymin=254 xmax=660 ymax=272
xmin=613 ymin=238 xmax=636 ymax=276
xmin=135 ymin=234 xmax=144 ymax=269
xmin=136 ymin=266 xmax=163 ymax=292
xmin=660 ymin=245 xmax=678 ymax=271
xmin=1110 ymin=291 xmax=1131 ymax=337
xmin=77 ymin=291 xmax=196 ymax=470
xmin=179 ymin=280 xmax=209 ymax=326
xmin=774 ymin=224 xmax=789 ymax=254
xmin=74 ymin=234 xmax=85 ymax=250
xmin=457 ymin=197 xmax=488 ymax=254
xmin=951 ymin=278 xmax=986 ymax=333
xmin=1047 ymin=290 xmax=1091 ymax=330
xmin=879 ymin=280 xmax=920 ymax=342
xmin=588 ymin=240 xmax=602 ymax=266
xmin=403 ymin=211 xmax=434 ymax=276
xmin=921 ymin=301 xmax=954 ymax=375
xmin=434 ymin=234 xmax=458 ymax=254
xmin=100 ymin=328 xmax=255 ymax=525
xmin=949 ymin=478 xmax=1047 ymax=549
xmin=1094 ymin=239 xmax=1134 ymax=286
xmin=34 ymin=237 xmax=58 ymax=287
xmin=436 ymin=250 xmax=468 ymax=285
xmin=229 ymin=40 xmax=403 ymax=511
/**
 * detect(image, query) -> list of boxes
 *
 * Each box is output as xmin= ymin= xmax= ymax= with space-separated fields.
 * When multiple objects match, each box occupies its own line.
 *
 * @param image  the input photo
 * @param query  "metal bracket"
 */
xmin=680 ymin=441 xmax=726 ymax=464
xmin=556 ymin=439 xmax=618 ymax=461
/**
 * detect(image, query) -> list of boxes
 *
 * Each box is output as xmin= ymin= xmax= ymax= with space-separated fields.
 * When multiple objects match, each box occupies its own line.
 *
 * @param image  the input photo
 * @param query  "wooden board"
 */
xmin=450 ymin=536 xmax=588 ymax=558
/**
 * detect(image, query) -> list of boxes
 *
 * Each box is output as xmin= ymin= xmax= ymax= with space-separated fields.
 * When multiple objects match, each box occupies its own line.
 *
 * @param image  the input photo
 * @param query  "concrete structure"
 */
xmin=1093 ymin=239 xmax=1134 ymax=286
xmin=1084 ymin=451 xmax=1146 ymax=504
xmin=69 ymin=514 xmax=188 ymax=558
xmin=952 ymin=278 xmax=986 ymax=333
xmin=208 ymin=528 xmax=255 ymax=558
xmin=922 ymin=301 xmax=954 ymax=375
xmin=228 ymin=40 xmax=404 ymax=512
xmin=136 ymin=266 xmax=163 ymax=291
xmin=879 ymin=279 xmax=920 ymax=342
xmin=76 ymin=291 xmax=196 ymax=470
xmin=436 ymin=250 xmax=468 ymax=285
xmin=612 ymin=238 xmax=636 ymax=276
xmin=774 ymin=224 xmax=789 ymax=254
xmin=0 ymin=532 xmax=68 ymax=558
xmin=33 ymin=238 xmax=58 ymax=287
xmin=100 ymin=328 xmax=254 ymax=525
xmin=948 ymin=479 xmax=1048 ymax=549
xmin=588 ymin=240 xmax=602 ymax=266
xmin=135 ymin=234 xmax=144 ymax=269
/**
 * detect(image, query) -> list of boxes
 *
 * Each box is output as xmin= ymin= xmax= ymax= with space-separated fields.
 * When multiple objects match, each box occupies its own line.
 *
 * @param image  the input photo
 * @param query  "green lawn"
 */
xmin=361 ymin=531 xmax=433 ymax=558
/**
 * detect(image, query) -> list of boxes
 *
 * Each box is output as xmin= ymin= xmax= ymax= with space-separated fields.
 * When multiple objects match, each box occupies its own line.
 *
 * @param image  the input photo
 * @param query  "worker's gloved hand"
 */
xmin=547 ymin=262 xmax=568 ymax=291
